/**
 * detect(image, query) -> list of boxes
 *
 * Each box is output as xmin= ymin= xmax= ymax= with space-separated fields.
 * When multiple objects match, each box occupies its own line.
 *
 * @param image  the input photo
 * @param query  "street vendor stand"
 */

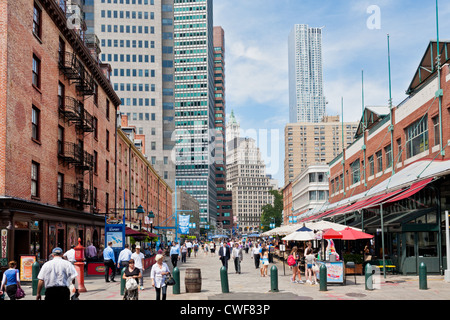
xmin=316 ymin=228 xmax=345 ymax=285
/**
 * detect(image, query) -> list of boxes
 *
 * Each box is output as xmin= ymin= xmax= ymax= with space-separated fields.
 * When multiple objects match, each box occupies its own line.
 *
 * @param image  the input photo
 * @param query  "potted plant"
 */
xmin=343 ymin=253 xmax=364 ymax=274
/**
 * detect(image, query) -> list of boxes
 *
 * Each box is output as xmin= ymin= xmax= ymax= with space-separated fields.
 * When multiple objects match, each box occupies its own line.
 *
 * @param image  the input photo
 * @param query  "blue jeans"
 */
xmin=155 ymin=285 xmax=167 ymax=300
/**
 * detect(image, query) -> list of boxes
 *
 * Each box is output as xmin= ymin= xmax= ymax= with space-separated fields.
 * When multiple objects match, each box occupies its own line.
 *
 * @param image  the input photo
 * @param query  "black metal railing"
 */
xmin=58 ymin=142 xmax=93 ymax=169
xmin=63 ymin=183 xmax=91 ymax=205
xmin=58 ymin=51 xmax=94 ymax=96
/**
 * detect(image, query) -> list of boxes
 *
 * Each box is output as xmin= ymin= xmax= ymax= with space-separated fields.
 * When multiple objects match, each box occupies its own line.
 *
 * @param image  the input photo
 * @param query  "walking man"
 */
xmin=231 ymin=242 xmax=243 ymax=274
xmin=252 ymin=244 xmax=260 ymax=269
xmin=36 ymin=247 xmax=79 ymax=300
xmin=170 ymin=242 xmax=180 ymax=268
xmin=63 ymin=245 xmax=76 ymax=264
xmin=117 ymin=243 xmax=132 ymax=270
xmin=103 ymin=241 xmax=116 ymax=282
xmin=218 ymin=242 xmax=231 ymax=269
xmin=131 ymin=245 xmax=145 ymax=290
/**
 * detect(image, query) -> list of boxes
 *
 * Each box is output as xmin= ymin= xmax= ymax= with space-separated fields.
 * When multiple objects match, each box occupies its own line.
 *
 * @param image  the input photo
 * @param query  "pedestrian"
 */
xmin=63 ymin=245 xmax=76 ymax=264
xmin=117 ymin=243 xmax=133 ymax=270
xmin=289 ymin=246 xmax=304 ymax=284
xmin=305 ymin=248 xmax=317 ymax=285
xmin=268 ymin=242 xmax=274 ymax=263
xmin=131 ymin=245 xmax=145 ymax=290
xmin=0 ymin=261 xmax=22 ymax=300
xmin=122 ymin=258 xmax=141 ymax=300
xmin=231 ymin=242 xmax=243 ymax=274
xmin=218 ymin=242 xmax=230 ymax=269
xmin=252 ymin=244 xmax=260 ymax=269
xmin=260 ymin=248 xmax=269 ymax=277
xmin=210 ymin=241 xmax=216 ymax=256
xmin=170 ymin=242 xmax=180 ymax=267
xmin=85 ymin=241 xmax=97 ymax=262
xmin=186 ymin=240 xmax=192 ymax=257
xmin=193 ymin=240 xmax=199 ymax=257
xmin=150 ymin=254 xmax=170 ymax=300
xmin=103 ymin=241 xmax=116 ymax=282
xmin=181 ymin=243 xmax=187 ymax=263
xmin=36 ymin=247 xmax=79 ymax=300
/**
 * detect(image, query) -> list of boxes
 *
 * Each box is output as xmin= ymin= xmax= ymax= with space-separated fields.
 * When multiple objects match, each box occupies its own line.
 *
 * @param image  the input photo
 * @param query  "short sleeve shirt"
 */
xmin=37 ymin=257 xmax=78 ymax=288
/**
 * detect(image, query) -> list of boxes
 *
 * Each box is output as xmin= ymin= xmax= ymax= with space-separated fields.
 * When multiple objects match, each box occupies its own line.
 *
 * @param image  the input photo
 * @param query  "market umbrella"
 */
xmin=322 ymin=228 xmax=343 ymax=239
xmin=339 ymin=227 xmax=373 ymax=240
xmin=295 ymin=226 xmax=312 ymax=232
xmin=282 ymin=229 xmax=316 ymax=241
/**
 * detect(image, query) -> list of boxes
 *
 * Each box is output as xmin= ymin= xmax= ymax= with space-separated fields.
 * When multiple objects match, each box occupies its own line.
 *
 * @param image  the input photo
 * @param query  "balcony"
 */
xmin=58 ymin=97 xmax=94 ymax=133
xmin=63 ymin=183 xmax=91 ymax=206
xmin=58 ymin=51 xmax=95 ymax=96
xmin=58 ymin=142 xmax=93 ymax=170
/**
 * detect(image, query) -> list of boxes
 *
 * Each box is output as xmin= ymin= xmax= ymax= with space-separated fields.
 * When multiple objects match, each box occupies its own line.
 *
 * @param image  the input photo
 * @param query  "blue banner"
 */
xmin=178 ymin=214 xmax=190 ymax=235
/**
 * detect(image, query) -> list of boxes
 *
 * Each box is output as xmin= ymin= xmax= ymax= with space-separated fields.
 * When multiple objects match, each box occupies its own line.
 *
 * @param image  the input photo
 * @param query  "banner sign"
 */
xmin=1 ymin=229 xmax=7 ymax=267
xmin=178 ymin=214 xmax=190 ymax=235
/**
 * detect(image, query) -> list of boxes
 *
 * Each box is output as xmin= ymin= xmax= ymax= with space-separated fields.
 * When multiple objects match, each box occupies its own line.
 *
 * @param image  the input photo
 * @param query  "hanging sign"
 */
xmin=178 ymin=214 xmax=190 ymax=235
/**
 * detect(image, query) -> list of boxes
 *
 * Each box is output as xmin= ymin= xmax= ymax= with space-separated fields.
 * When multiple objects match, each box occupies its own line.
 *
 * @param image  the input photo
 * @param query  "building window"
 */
xmin=405 ymin=115 xmax=428 ymax=159
xmin=368 ymin=155 xmax=374 ymax=176
xmin=376 ymin=150 xmax=383 ymax=173
xmin=33 ymin=3 xmax=42 ymax=39
xmin=58 ymin=126 xmax=64 ymax=154
xmin=93 ymin=117 xmax=98 ymax=139
xmin=350 ymin=160 xmax=360 ymax=184
xmin=106 ymin=100 xmax=110 ymax=120
xmin=93 ymin=83 xmax=98 ymax=105
xmin=384 ymin=144 xmax=392 ymax=168
xmin=57 ymin=173 xmax=64 ymax=204
xmin=106 ymin=130 xmax=110 ymax=151
xmin=432 ymin=115 xmax=440 ymax=146
xmin=93 ymin=151 xmax=98 ymax=174
xmin=31 ymin=161 xmax=40 ymax=198
xmin=397 ymin=138 xmax=402 ymax=163
xmin=106 ymin=160 xmax=109 ymax=181
xmin=31 ymin=105 xmax=40 ymax=141
xmin=93 ymin=187 xmax=98 ymax=209
xmin=32 ymin=55 xmax=41 ymax=88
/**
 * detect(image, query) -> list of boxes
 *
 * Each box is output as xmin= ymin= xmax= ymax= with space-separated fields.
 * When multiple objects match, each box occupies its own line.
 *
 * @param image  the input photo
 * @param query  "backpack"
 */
xmin=287 ymin=254 xmax=296 ymax=266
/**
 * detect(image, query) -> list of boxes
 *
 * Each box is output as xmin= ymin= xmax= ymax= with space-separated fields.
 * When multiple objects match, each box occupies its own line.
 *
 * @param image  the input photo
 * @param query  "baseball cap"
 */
xmin=135 ymin=245 xmax=141 ymax=249
xmin=52 ymin=247 xmax=63 ymax=254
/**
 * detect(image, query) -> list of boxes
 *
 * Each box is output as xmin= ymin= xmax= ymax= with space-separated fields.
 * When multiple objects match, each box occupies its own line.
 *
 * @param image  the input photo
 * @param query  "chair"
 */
xmin=345 ymin=261 xmax=357 ymax=285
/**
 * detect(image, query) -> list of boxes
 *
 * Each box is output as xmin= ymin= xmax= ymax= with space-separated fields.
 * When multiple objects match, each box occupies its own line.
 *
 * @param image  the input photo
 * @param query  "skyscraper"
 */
xmin=173 ymin=0 xmax=216 ymax=229
xmin=89 ymin=0 xmax=176 ymax=189
xmin=288 ymin=24 xmax=326 ymax=123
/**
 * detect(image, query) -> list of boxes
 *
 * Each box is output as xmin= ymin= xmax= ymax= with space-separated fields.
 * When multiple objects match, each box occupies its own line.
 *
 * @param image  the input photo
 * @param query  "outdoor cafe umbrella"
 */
xmin=339 ymin=227 xmax=374 ymax=240
xmin=282 ymin=226 xmax=316 ymax=241
xmin=322 ymin=228 xmax=343 ymax=239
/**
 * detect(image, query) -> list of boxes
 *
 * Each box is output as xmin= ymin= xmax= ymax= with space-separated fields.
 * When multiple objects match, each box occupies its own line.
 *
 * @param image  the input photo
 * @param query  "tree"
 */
xmin=260 ymin=189 xmax=283 ymax=232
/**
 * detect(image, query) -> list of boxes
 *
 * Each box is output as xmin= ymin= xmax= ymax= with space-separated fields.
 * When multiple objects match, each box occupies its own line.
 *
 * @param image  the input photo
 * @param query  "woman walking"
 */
xmin=260 ymin=248 xmax=269 ymax=277
xmin=0 ymin=261 xmax=22 ymax=300
xmin=122 ymin=258 xmax=142 ymax=300
xmin=290 ymin=246 xmax=304 ymax=284
xmin=151 ymin=254 xmax=170 ymax=300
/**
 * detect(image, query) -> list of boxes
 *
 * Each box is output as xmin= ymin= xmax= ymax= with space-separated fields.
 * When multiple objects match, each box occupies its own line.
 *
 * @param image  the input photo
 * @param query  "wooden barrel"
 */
xmin=185 ymin=268 xmax=202 ymax=293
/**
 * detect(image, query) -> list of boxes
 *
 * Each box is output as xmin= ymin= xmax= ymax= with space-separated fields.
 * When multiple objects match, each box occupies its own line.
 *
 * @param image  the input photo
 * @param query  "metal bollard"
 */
xmin=32 ymin=261 xmax=40 ymax=296
xmin=270 ymin=265 xmax=279 ymax=292
xmin=419 ymin=262 xmax=427 ymax=290
xmin=120 ymin=268 xmax=125 ymax=296
xmin=173 ymin=267 xmax=180 ymax=294
xmin=365 ymin=263 xmax=373 ymax=290
xmin=319 ymin=264 xmax=327 ymax=291
xmin=220 ymin=266 xmax=229 ymax=293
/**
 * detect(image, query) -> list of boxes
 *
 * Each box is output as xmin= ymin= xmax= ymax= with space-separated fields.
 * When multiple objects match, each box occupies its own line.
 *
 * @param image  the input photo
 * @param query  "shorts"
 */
xmin=307 ymin=264 xmax=313 ymax=269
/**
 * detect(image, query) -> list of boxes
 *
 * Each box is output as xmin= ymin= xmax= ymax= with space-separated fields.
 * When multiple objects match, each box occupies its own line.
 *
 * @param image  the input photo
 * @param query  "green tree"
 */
xmin=260 ymin=189 xmax=283 ymax=232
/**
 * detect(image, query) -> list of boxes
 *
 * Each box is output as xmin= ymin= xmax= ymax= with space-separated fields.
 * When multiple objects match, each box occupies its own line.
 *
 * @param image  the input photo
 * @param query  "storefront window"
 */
xmin=418 ymin=232 xmax=437 ymax=257
xmin=405 ymin=232 xmax=415 ymax=257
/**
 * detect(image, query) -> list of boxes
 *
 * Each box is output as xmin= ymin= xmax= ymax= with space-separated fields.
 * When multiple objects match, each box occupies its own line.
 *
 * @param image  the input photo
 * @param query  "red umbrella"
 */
xmin=322 ymin=228 xmax=343 ymax=239
xmin=339 ymin=227 xmax=373 ymax=240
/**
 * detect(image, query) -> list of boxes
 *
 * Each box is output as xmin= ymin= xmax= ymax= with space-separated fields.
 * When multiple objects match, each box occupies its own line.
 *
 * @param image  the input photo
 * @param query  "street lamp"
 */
xmin=147 ymin=210 xmax=155 ymax=234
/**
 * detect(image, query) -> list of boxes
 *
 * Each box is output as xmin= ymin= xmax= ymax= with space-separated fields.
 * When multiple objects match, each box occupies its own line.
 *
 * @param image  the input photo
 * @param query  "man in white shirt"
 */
xmin=186 ymin=241 xmax=193 ymax=257
xmin=36 ymin=247 xmax=79 ymax=300
xmin=117 ymin=243 xmax=132 ymax=269
xmin=63 ymin=245 xmax=76 ymax=264
xmin=131 ymin=245 xmax=145 ymax=290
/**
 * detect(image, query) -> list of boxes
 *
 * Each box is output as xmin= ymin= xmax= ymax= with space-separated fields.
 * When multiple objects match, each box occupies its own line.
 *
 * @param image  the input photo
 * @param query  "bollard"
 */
xmin=120 ymin=268 xmax=125 ymax=296
xmin=319 ymin=264 xmax=327 ymax=292
xmin=270 ymin=265 xmax=279 ymax=292
xmin=173 ymin=267 xmax=180 ymax=294
xmin=365 ymin=263 xmax=373 ymax=290
xmin=419 ymin=262 xmax=427 ymax=290
xmin=32 ymin=261 xmax=40 ymax=296
xmin=220 ymin=266 xmax=229 ymax=293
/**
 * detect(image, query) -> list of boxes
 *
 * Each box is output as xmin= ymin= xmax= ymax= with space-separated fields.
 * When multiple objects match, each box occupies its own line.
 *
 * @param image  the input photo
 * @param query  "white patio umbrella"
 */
xmin=281 ymin=226 xmax=316 ymax=241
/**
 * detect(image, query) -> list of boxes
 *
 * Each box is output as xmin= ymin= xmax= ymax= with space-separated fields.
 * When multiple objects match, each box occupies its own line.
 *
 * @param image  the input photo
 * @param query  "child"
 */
xmin=260 ymin=248 xmax=269 ymax=277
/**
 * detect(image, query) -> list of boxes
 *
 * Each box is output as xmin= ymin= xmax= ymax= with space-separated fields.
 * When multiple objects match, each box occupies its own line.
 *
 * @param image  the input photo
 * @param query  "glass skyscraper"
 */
xmin=173 ymin=0 xmax=216 ymax=229
xmin=288 ymin=24 xmax=326 ymax=123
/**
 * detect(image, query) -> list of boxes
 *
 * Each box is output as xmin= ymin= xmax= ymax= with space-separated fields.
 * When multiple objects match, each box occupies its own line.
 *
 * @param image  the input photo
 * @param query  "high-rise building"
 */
xmin=288 ymin=24 xmax=326 ymax=123
xmin=173 ymin=0 xmax=216 ymax=229
xmin=213 ymin=26 xmax=233 ymax=233
xmin=226 ymin=113 xmax=274 ymax=235
xmin=88 ymin=0 xmax=176 ymax=189
xmin=284 ymin=115 xmax=358 ymax=184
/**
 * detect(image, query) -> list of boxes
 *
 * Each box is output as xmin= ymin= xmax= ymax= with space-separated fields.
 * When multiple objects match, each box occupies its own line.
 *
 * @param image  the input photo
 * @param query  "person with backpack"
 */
xmin=288 ymin=246 xmax=304 ymax=284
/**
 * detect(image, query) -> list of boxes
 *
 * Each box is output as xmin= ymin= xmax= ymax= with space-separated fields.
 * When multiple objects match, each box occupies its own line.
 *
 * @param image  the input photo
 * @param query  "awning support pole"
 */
xmin=380 ymin=204 xmax=386 ymax=279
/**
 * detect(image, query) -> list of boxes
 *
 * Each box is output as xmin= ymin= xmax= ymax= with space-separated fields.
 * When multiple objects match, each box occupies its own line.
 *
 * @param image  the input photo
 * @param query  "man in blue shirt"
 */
xmin=103 ymin=241 xmax=116 ymax=282
xmin=170 ymin=242 xmax=180 ymax=267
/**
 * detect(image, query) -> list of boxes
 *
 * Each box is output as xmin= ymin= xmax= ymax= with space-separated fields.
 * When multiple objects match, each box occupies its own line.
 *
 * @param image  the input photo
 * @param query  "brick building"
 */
xmin=302 ymin=41 xmax=450 ymax=274
xmin=117 ymin=115 xmax=173 ymax=242
xmin=0 ymin=0 xmax=121 ymax=265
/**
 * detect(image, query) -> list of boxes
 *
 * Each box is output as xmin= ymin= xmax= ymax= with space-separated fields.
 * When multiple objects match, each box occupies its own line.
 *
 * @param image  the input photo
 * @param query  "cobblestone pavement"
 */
xmin=17 ymin=249 xmax=450 ymax=301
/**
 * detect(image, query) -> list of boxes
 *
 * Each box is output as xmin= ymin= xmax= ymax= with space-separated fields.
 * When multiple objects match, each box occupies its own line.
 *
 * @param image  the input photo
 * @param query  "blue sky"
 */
xmin=213 ymin=0 xmax=450 ymax=187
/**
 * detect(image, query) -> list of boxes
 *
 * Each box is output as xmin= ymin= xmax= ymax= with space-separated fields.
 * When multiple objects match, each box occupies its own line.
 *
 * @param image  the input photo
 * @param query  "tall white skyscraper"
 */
xmin=173 ymin=0 xmax=217 ymax=229
xmin=289 ymin=24 xmax=326 ymax=123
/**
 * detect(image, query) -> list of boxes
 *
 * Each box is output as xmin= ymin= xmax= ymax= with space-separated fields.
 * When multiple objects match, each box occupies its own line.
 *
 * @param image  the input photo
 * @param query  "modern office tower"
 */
xmin=226 ymin=113 xmax=274 ymax=235
xmin=173 ymin=0 xmax=216 ymax=229
xmin=213 ymin=26 xmax=233 ymax=233
xmin=284 ymin=115 xmax=358 ymax=184
xmin=288 ymin=24 xmax=326 ymax=123
xmin=88 ymin=0 xmax=176 ymax=189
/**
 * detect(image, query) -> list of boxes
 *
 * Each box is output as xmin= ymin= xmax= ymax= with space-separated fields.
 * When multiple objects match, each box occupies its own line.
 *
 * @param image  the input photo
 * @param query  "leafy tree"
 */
xmin=260 ymin=189 xmax=283 ymax=232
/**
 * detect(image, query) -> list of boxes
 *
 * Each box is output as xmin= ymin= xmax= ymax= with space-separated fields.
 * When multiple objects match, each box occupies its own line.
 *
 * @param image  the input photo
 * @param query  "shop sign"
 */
xmin=1 ymin=229 xmax=7 ymax=267
xmin=20 ymin=255 xmax=36 ymax=281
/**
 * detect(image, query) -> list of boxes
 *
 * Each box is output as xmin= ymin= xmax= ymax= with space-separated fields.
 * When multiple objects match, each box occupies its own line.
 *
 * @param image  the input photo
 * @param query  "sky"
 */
xmin=212 ymin=0 xmax=450 ymax=188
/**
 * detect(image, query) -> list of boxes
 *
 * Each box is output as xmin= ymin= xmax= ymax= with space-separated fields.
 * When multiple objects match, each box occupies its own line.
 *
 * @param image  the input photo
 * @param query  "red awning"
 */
xmin=359 ymin=189 xmax=406 ymax=210
xmin=383 ymin=177 xmax=433 ymax=204
xmin=339 ymin=227 xmax=374 ymax=240
xmin=125 ymin=227 xmax=157 ymax=238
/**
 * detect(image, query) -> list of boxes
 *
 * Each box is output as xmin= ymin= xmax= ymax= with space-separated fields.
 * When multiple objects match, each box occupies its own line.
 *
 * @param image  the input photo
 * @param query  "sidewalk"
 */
xmin=19 ymin=249 xmax=450 ymax=301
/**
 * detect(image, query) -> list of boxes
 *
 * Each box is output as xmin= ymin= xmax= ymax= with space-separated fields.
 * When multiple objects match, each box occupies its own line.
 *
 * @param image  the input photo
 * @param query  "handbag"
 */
xmin=287 ymin=255 xmax=296 ymax=266
xmin=164 ymin=273 xmax=176 ymax=286
xmin=15 ymin=287 xmax=25 ymax=299
xmin=126 ymin=278 xmax=138 ymax=291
